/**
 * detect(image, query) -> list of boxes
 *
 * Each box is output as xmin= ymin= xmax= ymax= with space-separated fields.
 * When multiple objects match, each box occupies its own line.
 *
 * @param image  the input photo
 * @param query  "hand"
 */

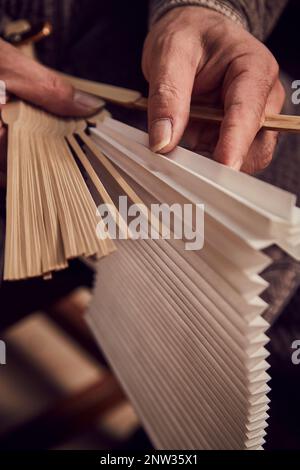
xmin=142 ymin=7 xmax=285 ymax=174
xmin=0 ymin=38 xmax=103 ymax=187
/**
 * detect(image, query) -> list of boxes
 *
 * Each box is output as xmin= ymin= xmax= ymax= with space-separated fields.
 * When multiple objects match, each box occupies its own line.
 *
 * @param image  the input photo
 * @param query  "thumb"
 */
xmin=146 ymin=46 xmax=196 ymax=154
xmin=0 ymin=40 xmax=103 ymax=117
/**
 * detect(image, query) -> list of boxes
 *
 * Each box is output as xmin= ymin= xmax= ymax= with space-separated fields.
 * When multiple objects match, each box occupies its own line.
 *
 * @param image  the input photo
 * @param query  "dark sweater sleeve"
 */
xmin=149 ymin=0 xmax=289 ymax=40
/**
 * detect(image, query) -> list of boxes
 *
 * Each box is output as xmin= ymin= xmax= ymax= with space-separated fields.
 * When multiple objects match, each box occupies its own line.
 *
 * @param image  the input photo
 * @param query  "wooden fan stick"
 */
xmin=62 ymin=73 xmax=300 ymax=133
xmin=78 ymin=130 xmax=151 ymax=221
xmin=2 ymin=101 xmax=116 ymax=280
xmin=67 ymin=133 xmax=130 ymax=239
xmin=134 ymin=98 xmax=300 ymax=133
xmin=78 ymin=129 xmax=171 ymax=238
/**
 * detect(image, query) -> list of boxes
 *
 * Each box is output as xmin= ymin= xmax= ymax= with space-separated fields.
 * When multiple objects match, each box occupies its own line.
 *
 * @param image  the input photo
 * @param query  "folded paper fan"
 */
xmin=85 ymin=118 xmax=300 ymax=450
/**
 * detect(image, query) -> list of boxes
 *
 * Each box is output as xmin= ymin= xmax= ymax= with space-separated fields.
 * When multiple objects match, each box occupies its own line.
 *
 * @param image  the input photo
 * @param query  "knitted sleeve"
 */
xmin=149 ymin=0 xmax=289 ymax=40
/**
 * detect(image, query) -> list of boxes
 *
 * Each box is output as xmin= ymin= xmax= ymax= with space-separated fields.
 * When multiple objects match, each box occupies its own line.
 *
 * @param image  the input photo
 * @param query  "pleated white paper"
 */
xmin=85 ymin=118 xmax=300 ymax=450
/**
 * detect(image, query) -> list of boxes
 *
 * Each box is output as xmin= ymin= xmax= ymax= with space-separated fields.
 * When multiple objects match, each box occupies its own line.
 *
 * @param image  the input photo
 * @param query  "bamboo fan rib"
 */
xmin=3 ymin=97 xmax=300 ymax=450
xmin=3 ymin=101 xmax=115 ymax=280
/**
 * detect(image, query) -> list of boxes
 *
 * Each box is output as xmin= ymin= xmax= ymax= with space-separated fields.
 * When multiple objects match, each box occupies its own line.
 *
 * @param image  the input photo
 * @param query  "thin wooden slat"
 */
xmin=134 ymin=98 xmax=300 ymax=133
xmin=60 ymin=72 xmax=141 ymax=105
xmin=67 ymin=134 xmax=129 ymax=239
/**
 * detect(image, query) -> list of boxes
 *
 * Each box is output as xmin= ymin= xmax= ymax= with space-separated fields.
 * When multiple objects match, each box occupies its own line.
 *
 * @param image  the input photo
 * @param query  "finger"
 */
xmin=241 ymin=80 xmax=285 ymax=174
xmin=0 ymin=125 xmax=7 ymax=188
xmin=241 ymin=130 xmax=279 ymax=174
xmin=145 ymin=38 xmax=199 ymax=154
xmin=183 ymin=120 xmax=220 ymax=154
xmin=213 ymin=53 xmax=279 ymax=169
xmin=0 ymin=39 xmax=104 ymax=117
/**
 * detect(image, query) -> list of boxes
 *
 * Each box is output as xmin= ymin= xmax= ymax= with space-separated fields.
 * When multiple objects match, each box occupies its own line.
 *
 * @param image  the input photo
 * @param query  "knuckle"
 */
xmin=226 ymin=100 xmax=263 ymax=128
xmin=259 ymin=49 xmax=279 ymax=84
xmin=257 ymin=135 xmax=278 ymax=170
xmin=222 ymin=117 xmax=241 ymax=134
xmin=149 ymin=31 xmax=182 ymax=64
xmin=142 ymin=34 xmax=152 ymax=79
xmin=277 ymin=80 xmax=286 ymax=104
xmin=44 ymin=73 xmax=72 ymax=102
xmin=257 ymin=154 xmax=273 ymax=171
xmin=234 ymin=49 xmax=278 ymax=90
xmin=267 ymin=55 xmax=279 ymax=78
xmin=253 ymin=41 xmax=279 ymax=76
xmin=254 ymin=75 xmax=275 ymax=100
xmin=150 ymin=82 xmax=180 ymax=106
xmin=261 ymin=151 xmax=273 ymax=169
xmin=156 ymin=30 xmax=183 ymax=53
xmin=148 ymin=29 xmax=198 ymax=72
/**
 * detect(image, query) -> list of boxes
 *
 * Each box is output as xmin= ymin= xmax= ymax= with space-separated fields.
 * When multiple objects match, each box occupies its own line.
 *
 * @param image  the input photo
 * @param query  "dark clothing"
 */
xmin=150 ymin=0 xmax=289 ymax=40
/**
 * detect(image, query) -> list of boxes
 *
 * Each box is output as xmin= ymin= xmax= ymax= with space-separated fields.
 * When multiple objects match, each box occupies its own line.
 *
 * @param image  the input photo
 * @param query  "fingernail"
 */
xmin=231 ymin=159 xmax=243 ymax=171
xmin=150 ymin=119 xmax=172 ymax=153
xmin=73 ymin=90 xmax=105 ymax=111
